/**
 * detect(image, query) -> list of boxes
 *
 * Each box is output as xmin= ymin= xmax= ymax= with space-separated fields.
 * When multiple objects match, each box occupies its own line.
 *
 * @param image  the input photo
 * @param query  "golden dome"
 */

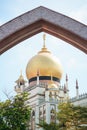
xmin=26 ymin=35 xmax=63 ymax=81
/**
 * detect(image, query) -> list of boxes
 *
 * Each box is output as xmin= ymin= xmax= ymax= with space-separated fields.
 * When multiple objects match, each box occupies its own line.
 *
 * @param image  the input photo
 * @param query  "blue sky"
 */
xmin=0 ymin=0 xmax=87 ymax=100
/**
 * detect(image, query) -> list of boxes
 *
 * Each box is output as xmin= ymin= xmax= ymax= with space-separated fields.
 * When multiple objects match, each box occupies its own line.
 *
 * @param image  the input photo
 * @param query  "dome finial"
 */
xmin=38 ymin=33 xmax=51 ymax=53
xmin=43 ymin=33 xmax=46 ymax=48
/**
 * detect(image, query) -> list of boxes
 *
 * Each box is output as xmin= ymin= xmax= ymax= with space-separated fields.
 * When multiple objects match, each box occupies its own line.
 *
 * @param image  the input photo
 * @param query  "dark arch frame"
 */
xmin=0 ymin=6 xmax=87 ymax=54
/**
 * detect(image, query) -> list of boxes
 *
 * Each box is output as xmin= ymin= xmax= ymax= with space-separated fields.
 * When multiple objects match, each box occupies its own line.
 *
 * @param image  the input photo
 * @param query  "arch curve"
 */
xmin=0 ymin=6 xmax=87 ymax=54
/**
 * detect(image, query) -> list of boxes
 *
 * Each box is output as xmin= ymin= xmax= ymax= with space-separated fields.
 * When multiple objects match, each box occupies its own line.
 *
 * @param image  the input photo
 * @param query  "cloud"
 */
xmin=70 ymin=5 xmax=87 ymax=25
xmin=67 ymin=58 xmax=77 ymax=69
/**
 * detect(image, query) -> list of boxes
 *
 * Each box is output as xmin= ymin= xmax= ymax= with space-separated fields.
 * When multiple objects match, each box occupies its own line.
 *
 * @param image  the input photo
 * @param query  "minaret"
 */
xmin=76 ymin=79 xmax=79 ymax=98
xmin=66 ymin=74 xmax=68 ymax=91
xmin=64 ymin=84 xmax=68 ymax=102
xmin=14 ymin=71 xmax=26 ymax=94
xmin=64 ymin=84 xmax=67 ymax=94
xmin=63 ymin=74 xmax=69 ymax=101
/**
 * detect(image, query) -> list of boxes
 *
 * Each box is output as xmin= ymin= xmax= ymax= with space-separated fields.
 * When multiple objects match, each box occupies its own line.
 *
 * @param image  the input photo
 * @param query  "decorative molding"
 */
xmin=0 ymin=6 xmax=87 ymax=54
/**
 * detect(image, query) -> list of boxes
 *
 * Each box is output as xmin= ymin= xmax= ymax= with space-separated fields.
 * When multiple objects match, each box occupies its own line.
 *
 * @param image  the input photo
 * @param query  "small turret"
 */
xmin=14 ymin=71 xmax=26 ymax=94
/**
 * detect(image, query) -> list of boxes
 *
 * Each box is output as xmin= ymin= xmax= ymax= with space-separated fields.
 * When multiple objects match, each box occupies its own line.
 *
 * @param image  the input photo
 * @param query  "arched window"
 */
xmin=32 ymin=110 xmax=35 ymax=117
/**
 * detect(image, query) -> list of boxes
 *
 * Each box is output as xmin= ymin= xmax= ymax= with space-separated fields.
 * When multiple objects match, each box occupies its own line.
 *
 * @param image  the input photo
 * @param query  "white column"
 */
xmin=45 ymin=90 xmax=50 ymax=124
xmin=46 ymin=102 xmax=50 ymax=124
xmin=37 ymin=75 xmax=39 ymax=85
xmin=55 ymin=104 xmax=58 ymax=123
xmin=35 ymin=102 xmax=39 ymax=130
xmin=45 ymin=90 xmax=49 ymax=102
xmin=37 ymin=70 xmax=39 ymax=85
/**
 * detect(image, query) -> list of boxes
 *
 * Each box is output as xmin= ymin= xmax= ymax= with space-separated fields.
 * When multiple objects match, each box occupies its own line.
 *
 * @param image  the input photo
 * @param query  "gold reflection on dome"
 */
xmin=26 ymin=34 xmax=63 ymax=80
xmin=48 ymin=83 xmax=58 ymax=89
xmin=48 ymin=74 xmax=58 ymax=89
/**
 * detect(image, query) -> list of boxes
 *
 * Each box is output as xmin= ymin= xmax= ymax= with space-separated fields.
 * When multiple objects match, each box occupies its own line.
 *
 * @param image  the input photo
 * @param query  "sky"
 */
xmin=0 ymin=0 xmax=87 ymax=100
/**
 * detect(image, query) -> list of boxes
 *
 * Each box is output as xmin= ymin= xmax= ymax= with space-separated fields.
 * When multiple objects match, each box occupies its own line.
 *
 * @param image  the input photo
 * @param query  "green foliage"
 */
xmin=57 ymin=102 xmax=87 ymax=130
xmin=38 ymin=121 xmax=59 ymax=130
xmin=0 ymin=92 xmax=31 ymax=130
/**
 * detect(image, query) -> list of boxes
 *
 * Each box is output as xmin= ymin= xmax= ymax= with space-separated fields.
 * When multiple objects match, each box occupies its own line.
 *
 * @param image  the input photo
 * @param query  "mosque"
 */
xmin=14 ymin=34 xmax=87 ymax=130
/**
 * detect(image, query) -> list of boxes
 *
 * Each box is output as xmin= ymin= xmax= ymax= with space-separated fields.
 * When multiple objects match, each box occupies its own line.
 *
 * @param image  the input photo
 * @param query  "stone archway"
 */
xmin=0 ymin=6 xmax=87 ymax=54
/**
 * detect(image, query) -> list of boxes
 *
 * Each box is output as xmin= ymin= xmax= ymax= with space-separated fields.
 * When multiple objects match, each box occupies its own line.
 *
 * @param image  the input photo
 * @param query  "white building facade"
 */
xmin=14 ymin=35 xmax=87 ymax=130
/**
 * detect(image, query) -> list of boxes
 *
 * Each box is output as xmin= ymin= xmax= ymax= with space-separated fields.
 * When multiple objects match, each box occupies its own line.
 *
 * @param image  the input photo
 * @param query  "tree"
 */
xmin=57 ymin=102 xmax=87 ymax=130
xmin=0 ymin=92 xmax=31 ymax=130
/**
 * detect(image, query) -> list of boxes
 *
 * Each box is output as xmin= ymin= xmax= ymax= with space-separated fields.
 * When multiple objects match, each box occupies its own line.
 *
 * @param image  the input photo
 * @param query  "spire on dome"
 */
xmin=43 ymin=33 xmax=46 ymax=48
xmin=37 ymin=69 xmax=40 ymax=76
xmin=38 ymin=34 xmax=51 ymax=53
xmin=19 ymin=70 xmax=24 ymax=81
xmin=15 ymin=71 xmax=26 ymax=85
